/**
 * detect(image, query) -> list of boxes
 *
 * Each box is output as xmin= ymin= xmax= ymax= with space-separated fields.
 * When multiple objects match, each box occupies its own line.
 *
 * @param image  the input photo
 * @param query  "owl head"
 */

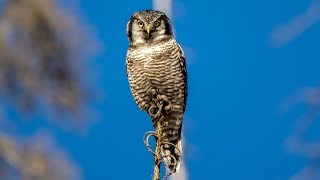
xmin=126 ymin=10 xmax=173 ymax=45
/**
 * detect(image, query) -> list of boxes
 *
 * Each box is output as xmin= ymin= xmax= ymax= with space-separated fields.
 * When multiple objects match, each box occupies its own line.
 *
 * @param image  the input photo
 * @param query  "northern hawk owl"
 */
xmin=126 ymin=10 xmax=187 ymax=173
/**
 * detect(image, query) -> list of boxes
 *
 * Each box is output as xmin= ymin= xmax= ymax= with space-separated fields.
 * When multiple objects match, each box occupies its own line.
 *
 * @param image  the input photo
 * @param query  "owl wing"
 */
xmin=126 ymin=53 xmax=149 ymax=111
xmin=177 ymin=44 xmax=188 ymax=112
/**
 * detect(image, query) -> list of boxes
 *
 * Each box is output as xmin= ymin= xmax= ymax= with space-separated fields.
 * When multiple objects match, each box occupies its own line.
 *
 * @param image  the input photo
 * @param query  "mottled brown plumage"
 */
xmin=126 ymin=10 xmax=187 ymax=173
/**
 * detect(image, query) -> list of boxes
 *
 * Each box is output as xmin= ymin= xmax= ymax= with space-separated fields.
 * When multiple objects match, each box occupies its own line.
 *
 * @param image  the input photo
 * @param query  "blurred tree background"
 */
xmin=0 ymin=0 xmax=98 ymax=179
xmin=0 ymin=0 xmax=319 ymax=179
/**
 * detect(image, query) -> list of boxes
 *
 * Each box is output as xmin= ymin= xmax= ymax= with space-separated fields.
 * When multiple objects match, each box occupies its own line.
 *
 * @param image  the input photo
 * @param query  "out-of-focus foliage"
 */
xmin=0 ymin=0 xmax=98 ymax=179
xmin=285 ymin=87 xmax=320 ymax=180
xmin=270 ymin=0 xmax=320 ymax=46
xmin=0 ymin=134 xmax=79 ymax=180
xmin=270 ymin=1 xmax=320 ymax=179
xmin=0 ymin=0 xmax=92 ymax=116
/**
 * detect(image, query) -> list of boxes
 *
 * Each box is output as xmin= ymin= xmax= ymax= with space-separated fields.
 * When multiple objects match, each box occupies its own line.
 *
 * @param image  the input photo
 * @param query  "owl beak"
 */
xmin=146 ymin=25 xmax=150 ymax=35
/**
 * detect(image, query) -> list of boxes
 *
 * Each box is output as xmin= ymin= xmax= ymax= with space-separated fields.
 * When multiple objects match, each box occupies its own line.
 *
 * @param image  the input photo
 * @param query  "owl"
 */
xmin=126 ymin=10 xmax=188 ymax=173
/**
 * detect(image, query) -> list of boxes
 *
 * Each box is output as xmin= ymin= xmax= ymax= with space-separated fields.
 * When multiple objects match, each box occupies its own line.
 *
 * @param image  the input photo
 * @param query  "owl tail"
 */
xmin=161 ymin=138 xmax=182 ymax=173
xmin=157 ymin=114 xmax=183 ymax=173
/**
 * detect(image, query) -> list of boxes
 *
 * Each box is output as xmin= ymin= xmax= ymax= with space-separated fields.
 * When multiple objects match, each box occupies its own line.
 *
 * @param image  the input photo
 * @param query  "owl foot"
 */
xmin=148 ymin=103 xmax=161 ymax=118
xmin=149 ymin=94 xmax=173 ymax=118
xmin=156 ymin=94 xmax=172 ymax=113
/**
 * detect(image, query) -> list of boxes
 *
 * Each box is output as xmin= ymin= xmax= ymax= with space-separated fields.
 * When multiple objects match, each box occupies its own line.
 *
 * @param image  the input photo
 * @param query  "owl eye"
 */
xmin=137 ymin=21 xmax=144 ymax=28
xmin=153 ymin=20 xmax=160 ymax=27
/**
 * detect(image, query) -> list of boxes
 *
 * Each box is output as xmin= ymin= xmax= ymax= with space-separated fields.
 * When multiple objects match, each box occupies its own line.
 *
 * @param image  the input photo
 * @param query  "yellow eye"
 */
xmin=153 ymin=21 xmax=160 ymax=27
xmin=138 ymin=21 xmax=144 ymax=28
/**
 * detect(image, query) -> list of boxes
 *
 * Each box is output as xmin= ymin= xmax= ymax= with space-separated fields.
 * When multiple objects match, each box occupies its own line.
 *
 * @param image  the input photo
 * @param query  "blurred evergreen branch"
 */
xmin=0 ymin=0 xmax=99 ymax=179
xmin=285 ymin=87 xmax=320 ymax=179
xmin=0 ymin=134 xmax=79 ymax=180
xmin=0 ymin=0 xmax=94 ymax=116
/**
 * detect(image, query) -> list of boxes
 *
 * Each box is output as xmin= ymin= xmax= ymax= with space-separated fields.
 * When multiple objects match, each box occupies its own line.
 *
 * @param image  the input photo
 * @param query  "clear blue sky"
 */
xmin=34 ymin=0 xmax=320 ymax=179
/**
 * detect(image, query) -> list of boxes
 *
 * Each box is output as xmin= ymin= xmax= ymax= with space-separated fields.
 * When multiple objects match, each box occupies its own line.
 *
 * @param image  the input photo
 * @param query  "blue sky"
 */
xmin=28 ymin=0 xmax=320 ymax=179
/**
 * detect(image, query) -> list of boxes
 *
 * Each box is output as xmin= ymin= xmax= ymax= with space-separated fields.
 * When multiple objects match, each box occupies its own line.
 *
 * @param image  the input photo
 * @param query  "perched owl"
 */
xmin=126 ymin=10 xmax=188 ymax=173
